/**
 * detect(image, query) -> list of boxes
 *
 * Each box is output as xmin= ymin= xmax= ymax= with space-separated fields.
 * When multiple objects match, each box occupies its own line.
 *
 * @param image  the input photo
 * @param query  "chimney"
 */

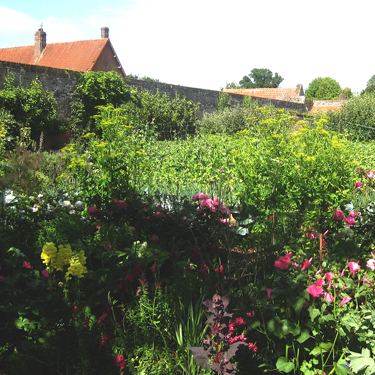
xmin=34 ymin=25 xmax=46 ymax=56
xmin=101 ymin=27 xmax=109 ymax=38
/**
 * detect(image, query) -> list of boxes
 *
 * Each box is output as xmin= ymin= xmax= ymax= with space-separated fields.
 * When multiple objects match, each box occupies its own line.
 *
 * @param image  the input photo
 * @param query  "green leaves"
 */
xmin=276 ymin=357 xmax=294 ymax=373
xmin=348 ymin=348 xmax=375 ymax=374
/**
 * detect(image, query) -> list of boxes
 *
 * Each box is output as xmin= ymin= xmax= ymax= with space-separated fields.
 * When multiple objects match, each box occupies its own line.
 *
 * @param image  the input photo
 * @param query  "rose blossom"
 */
xmin=367 ymin=171 xmax=375 ymax=179
xmin=345 ymin=217 xmax=355 ymax=227
xmin=334 ymin=210 xmax=345 ymax=221
xmin=355 ymin=181 xmax=363 ymax=189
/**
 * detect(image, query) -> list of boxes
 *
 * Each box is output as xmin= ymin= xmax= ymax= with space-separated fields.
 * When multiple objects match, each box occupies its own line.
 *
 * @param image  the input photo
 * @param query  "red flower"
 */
xmin=23 ymin=260 xmax=31 ymax=269
xmin=301 ymin=257 xmax=313 ymax=271
xmin=100 ymin=333 xmax=110 ymax=346
xmin=115 ymin=354 xmax=126 ymax=370
xmin=348 ymin=261 xmax=361 ymax=276
xmin=41 ymin=269 xmax=49 ymax=278
xmin=87 ymin=206 xmax=100 ymax=217
xmin=334 ymin=210 xmax=345 ymax=221
xmin=274 ymin=252 xmax=293 ymax=270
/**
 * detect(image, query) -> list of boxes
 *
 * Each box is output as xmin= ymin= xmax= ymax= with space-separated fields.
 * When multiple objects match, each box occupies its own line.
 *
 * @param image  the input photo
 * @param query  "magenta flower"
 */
xmin=87 ymin=206 xmax=100 ymax=217
xmin=348 ymin=261 xmax=361 ymax=276
xmin=266 ymin=288 xmax=272 ymax=299
xmin=115 ymin=354 xmax=126 ymax=370
xmin=41 ymin=269 xmax=49 ymax=278
xmin=367 ymin=259 xmax=375 ymax=270
xmin=345 ymin=217 xmax=355 ymax=227
xmin=23 ymin=260 xmax=31 ymax=269
xmin=316 ymin=278 xmax=325 ymax=286
xmin=355 ymin=181 xmax=363 ymax=189
xmin=349 ymin=211 xmax=360 ymax=218
xmin=324 ymin=292 xmax=335 ymax=302
xmin=367 ymin=171 xmax=375 ymax=179
xmin=340 ymin=296 xmax=351 ymax=306
xmin=334 ymin=210 xmax=345 ymax=221
xmin=308 ymin=285 xmax=324 ymax=297
xmin=325 ymin=272 xmax=335 ymax=287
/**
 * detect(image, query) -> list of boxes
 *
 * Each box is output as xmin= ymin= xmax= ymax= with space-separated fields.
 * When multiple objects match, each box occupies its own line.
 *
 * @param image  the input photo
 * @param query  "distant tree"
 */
xmin=224 ymin=81 xmax=239 ymax=89
xmin=361 ymin=74 xmax=375 ymax=96
xmin=239 ymin=68 xmax=284 ymax=88
xmin=126 ymin=74 xmax=161 ymax=83
xmin=305 ymin=77 xmax=342 ymax=100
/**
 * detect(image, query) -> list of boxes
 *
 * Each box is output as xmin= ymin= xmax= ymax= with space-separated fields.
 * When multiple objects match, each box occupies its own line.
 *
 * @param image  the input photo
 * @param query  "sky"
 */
xmin=0 ymin=0 xmax=374 ymax=94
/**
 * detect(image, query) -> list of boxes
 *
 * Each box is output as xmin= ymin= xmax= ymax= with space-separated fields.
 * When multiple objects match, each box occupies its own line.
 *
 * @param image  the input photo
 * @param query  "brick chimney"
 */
xmin=34 ymin=26 xmax=46 ymax=56
xmin=101 ymin=27 xmax=109 ymax=38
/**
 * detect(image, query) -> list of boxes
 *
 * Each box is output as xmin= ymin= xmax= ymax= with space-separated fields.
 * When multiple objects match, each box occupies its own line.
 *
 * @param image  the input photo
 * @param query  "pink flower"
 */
xmin=363 ymin=275 xmax=374 ymax=286
xmin=274 ymin=252 xmax=293 ymax=270
xmin=355 ymin=181 xmax=363 ymax=189
xmin=301 ymin=257 xmax=313 ymax=271
xmin=23 ymin=260 xmax=31 ymax=269
xmin=324 ymin=292 xmax=335 ymax=302
xmin=87 ymin=206 xmax=100 ymax=217
xmin=316 ymin=278 xmax=325 ymax=286
xmin=247 ymin=310 xmax=256 ymax=318
xmin=41 ymin=269 xmax=49 ymax=278
xmin=115 ymin=354 xmax=126 ymax=370
xmin=215 ymin=265 xmax=225 ymax=277
xmin=367 ymin=259 xmax=375 ymax=271
xmin=151 ymin=234 xmax=159 ymax=243
xmin=334 ymin=210 xmax=345 ymax=221
xmin=200 ymin=199 xmax=208 ymax=208
xmin=266 ymin=288 xmax=272 ymax=299
xmin=367 ymin=171 xmax=375 ymax=179
xmin=345 ymin=217 xmax=355 ymax=227
xmin=325 ymin=272 xmax=335 ymax=284
xmin=348 ymin=261 xmax=361 ymax=276
xmin=349 ymin=211 xmax=360 ymax=218
xmin=0 ymin=276 xmax=5 ymax=282
xmin=308 ymin=285 xmax=324 ymax=298
xmin=100 ymin=333 xmax=110 ymax=346
xmin=340 ymin=296 xmax=351 ymax=306
xmin=341 ymin=268 xmax=345 ymax=276
xmin=155 ymin=281 xmax=163 ymax=288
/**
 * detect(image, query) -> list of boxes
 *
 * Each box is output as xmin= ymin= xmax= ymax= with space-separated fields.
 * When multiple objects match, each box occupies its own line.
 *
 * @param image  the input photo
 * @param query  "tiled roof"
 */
xmin=224 ymin=84 xmax=304 ymax=102
xmin=0 ymin=39 xmax=109 ymax=72
xmin=308 ymin=100 xmax=345 ymax=113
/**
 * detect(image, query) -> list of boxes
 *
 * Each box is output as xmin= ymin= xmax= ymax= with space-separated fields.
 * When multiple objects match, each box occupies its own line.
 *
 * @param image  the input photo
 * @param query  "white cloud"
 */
xmin=0 ymin=5 xmax=36 ymax=32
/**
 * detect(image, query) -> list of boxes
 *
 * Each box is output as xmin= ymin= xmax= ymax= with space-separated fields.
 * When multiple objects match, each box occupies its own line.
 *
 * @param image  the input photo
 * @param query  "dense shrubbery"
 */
xmin=3 ymin=102 xmax=375 ymax=374
xmin=305 ymin=77 xmax=342 ymax=100
xmin=0 ymin=73 xmax=61 ymax=146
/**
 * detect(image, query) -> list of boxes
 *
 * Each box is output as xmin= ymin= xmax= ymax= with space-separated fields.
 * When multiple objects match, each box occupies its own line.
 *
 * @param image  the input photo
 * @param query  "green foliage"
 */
xmin=239 ymin=68 xmax=284 ymax=88
xmin=60 ymin=105 xmax=149 ymax=206
xmin=0 ymin=73 xmax=60 ymax=143
xmin=217 ymin=91 xmax=231 ymax=112
xmin=326 ymin=94 xmax=375 ymax=141
xmin=122 ymin=90 xmax=199 ymax=139
xmin=69 ymin=71 xmax=139 ymax=137
xmin=198 ymin=99 xmax=260 ymax=135
xmin=305 ymin=77 xmax=342 ymax=100
xmin=361 ymin=74 xmax=375 ymax=96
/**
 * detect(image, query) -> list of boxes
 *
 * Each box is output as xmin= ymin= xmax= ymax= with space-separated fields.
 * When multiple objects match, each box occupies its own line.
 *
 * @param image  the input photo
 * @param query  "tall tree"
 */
xmin=239 ymin=68 xmax=284 ymax=88
xmin=305 ymin=77 xmax=342 ymax=100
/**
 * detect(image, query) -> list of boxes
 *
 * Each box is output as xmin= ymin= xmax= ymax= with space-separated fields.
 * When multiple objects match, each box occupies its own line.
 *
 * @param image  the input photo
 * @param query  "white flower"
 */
xmin=63 ymin=201 xmax=71 ymax=207
xmin=75 ymin=201 xmax=83 ymax=208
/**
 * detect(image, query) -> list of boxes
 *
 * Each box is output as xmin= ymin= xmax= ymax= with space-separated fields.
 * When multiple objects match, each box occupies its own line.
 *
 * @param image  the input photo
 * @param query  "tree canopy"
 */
xmin=239 ymin=68 xmax=284 ymax=89
xmin=305 ymin=77 xmax=342 ymax=100
xmin=361 ymin=74 xmax=375 ymax=96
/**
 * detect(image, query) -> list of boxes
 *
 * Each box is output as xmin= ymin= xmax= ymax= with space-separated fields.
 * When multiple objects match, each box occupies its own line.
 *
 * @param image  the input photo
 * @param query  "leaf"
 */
xmin=276 ymin=357 xmax=294 ymax=373
xmin=334 ymin=359 xmax=348 ymax=375
xmin=187 ymin=347 xmax=211 ymax=372
xmin=310 ymin=342 xmax=332 ymax=356
xmin=289 ymin=296 xmax=306 ymax=316
xmin=297 ymin=330 xmax=310 ymax=344
xmin=348 ymin=348 xmax=375 ymax=374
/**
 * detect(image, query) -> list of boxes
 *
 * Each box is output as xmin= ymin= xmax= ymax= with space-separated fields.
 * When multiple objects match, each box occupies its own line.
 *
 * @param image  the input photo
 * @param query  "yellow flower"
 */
xmin=54 ymin=244 xmax=73 ymax=271
xmin=41 ymin=242 xmax=57 ymax=266
xmin=65 ymin=251 xmax=88 ymax=281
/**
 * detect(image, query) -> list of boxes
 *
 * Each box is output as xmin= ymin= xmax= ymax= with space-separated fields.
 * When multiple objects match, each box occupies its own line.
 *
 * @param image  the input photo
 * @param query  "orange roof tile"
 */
xmin=0 ymin=39 xmax=109 ymax=72
xmin=224 ymin=85 xmax=304 ymax=101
